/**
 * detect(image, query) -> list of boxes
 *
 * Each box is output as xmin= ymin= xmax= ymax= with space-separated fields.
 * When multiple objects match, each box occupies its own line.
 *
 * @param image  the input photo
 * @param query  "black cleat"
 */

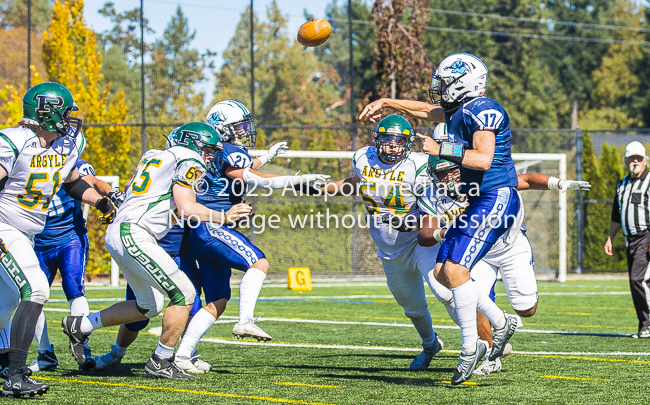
xmin=1 ymin=367 xmax=50 ymax=398
xmin=61 ymin=316 xmax=91 ymax=366
xmin=144 ymin=353 xmax=194 ymax=380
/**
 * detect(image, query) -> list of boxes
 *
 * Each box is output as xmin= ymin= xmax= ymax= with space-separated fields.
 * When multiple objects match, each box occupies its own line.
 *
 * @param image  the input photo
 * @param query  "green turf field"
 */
xmin=5 ymin=279 xmax=648 ymax=404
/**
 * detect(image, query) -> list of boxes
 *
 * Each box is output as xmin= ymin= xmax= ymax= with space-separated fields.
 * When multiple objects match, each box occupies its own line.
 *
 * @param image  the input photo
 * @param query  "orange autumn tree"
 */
xmin=43 ymin=0 xmax=134 ymax=274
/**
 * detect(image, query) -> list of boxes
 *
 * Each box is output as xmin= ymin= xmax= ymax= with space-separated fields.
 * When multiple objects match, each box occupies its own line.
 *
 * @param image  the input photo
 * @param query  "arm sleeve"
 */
xmin=242 ymin=168 xmax=301 ymax=189
xmin=611 ymin=191 xmax=621 ymax=224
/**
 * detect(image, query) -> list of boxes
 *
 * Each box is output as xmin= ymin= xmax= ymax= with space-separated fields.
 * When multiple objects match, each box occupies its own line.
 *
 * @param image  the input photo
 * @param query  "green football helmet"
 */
xmin=372 ymin=114 xmax=415 ymax=163
xmin=427 ymin=156 xmax=461 ymax=198
xmin=22 ymin=82 xmax=81 ymax=138
xmin=167 ymin=122 xmax=223 ymax=155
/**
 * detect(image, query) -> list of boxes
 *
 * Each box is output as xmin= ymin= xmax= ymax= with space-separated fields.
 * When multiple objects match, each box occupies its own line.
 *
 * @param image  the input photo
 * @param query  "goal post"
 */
xmin=249 ymin=150 xmax=568 ymax=282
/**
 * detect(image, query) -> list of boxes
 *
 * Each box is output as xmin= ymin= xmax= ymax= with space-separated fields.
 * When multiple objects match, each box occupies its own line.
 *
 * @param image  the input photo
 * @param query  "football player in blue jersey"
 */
xmin=19 ymin=158 xmax=122 ymax=372
xmin=173 ymin=100 xmax=330 ymax=373
xmin=360 ymin=53 xmax=524 ymax=384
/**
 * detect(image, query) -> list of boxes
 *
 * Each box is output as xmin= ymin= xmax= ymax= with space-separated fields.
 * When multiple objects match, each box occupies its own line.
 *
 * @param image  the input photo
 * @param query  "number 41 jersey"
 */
xmin=114 ymin=146 xmax=206 ymax=240
xmin=353 ymin=146 xmax=431 ymax=259
xmin=0 ymin=126 xmax=86 ymax=236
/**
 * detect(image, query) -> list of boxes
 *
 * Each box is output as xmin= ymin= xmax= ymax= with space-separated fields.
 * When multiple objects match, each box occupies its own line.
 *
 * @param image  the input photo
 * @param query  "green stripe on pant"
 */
xmin=119 ymin=223 xmax=186 ymax=306
xmin=0 ymin=238 xmax=33 ymax=300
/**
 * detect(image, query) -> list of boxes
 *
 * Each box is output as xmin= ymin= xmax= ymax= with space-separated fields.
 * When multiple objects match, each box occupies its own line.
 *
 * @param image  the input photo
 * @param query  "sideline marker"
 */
xmin=288 ymin=267 xmax=312 ymax=291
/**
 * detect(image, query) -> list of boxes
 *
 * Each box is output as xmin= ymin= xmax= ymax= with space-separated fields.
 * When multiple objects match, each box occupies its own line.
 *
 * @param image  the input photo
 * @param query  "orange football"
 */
xmin=297 ymin=19 xmax=332 ymax=47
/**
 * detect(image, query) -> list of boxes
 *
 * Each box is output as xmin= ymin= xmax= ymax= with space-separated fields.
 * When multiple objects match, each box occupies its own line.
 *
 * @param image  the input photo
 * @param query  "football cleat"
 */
xmin=28 ymin=344 xmax=59 ymax=372
xmin=473 ymin=357 xmax=502 ymax=376
xmin=1 ymin=367 xmax=49 ymax=398
xmin=174 ymin=356 xmax=205 ymax=374
xmin=501 ymin=343 xmax=513 ymax=358
xmin=232 ymin=316 xmax=272 ymax=341
xmin=632 ymin=326 xmax=650 ymax=339
xmin=409 ymin=336 xmax=443 ymax=371
xmin=488 ymin=313 xmax=521 ymax=361
xmin=190 ymin=351 xmax=212 ymax=372
xmin=144 ymin=353 xmax=194 ymax=380
xmin=91 ymin=345 xmax=124 ymax=371
xmin=0 ymin=367 xmax=7 ymax=380
xmin=450 ymin=339 xmax=488 ymax=385
xmin=61 ymin=316 xmax=92 ymax=366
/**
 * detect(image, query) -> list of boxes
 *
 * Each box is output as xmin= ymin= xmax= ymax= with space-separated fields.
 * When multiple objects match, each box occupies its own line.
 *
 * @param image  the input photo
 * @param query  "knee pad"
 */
xmin=124 ymin=318 xmax=150 ymax=332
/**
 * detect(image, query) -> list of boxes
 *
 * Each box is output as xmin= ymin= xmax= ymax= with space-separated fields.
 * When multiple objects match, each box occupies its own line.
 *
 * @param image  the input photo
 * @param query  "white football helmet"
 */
xmin=432 ymin=122 xmax=449 ymax=143
xmin=205 ymin=100 xmax=257 ymax=147
xmin=429 ymin=53 xmax=488 ymax=108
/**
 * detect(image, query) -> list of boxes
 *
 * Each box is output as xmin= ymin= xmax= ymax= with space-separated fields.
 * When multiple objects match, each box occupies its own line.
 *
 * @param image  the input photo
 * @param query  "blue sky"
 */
xmin=83 ymin=0 xmax=347 ymax=99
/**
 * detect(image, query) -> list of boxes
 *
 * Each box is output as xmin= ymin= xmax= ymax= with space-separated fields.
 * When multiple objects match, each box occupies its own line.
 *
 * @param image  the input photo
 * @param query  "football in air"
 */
xmin=297 ymin=19 xmax=332 ymax=47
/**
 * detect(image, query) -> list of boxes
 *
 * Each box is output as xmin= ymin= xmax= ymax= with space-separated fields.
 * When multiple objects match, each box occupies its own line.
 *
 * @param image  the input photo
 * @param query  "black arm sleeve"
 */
xmin=611 ymin=189 xmax=621 ymax=224
xmin=63 ymin=175 xmax=93 ymax=201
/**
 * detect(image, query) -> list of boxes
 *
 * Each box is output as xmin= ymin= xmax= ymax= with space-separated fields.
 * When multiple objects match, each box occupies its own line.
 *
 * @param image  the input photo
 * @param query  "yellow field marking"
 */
xmin=441 ymin=380 xmax=479 ymax=386
xmin=32 ymin=377 xmax=336 ymax=405
xmin=274 ymin=382 xmax=339 ymax=388
xmin=555 ymin=312 xmax=593 ymax=316
xmin=540 ymin=375 xmax=610 ymax=381
xmin=516 ymin=354 xmax=650 ymax=364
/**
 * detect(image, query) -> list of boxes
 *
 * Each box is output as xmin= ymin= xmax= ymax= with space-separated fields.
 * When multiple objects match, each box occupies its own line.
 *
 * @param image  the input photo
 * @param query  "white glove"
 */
xmin=257 ymin=141 xmax=289 ymax=167
xmin=549 ymin=177 xmax=591 ymax=192
xmin=300 ymin=173 xmax=331 ymax=185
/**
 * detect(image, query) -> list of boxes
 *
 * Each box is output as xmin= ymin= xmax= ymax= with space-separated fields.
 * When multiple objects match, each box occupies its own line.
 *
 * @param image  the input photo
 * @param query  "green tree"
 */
xmin=599 ymin=142 xmax=626 ymax=270
xmin=0 ymin=0 xmax=53 ymax=30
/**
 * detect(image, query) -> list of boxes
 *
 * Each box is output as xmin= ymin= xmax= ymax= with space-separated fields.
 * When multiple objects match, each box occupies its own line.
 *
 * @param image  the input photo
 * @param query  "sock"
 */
xmin=444 ymin=300 xmax=459 ymax=325
xmin=69 ymin=296 xmax=90 ymax=316
xmin=9 ymin=301 xmax=43 ymax=375
xmin=154 ymin=341 xmax=175 ymax=360
xmin=81 ymin=312 xmax=103 ymax=334
xmin=409 ymin=311 xmax=435 ymax=348
xmin=176 ymin=308 xmax=216 ymax=359
xmin=473 ymin=282 xmax=506 ymax=329
xmin=113 ymin=344 xmax=127 ymax=357
xmin=34 ymin=311 xmax=52 ymax=352
xmin=239 ymin=268 xmax=267 ymax=323
xmin=0 ymin=319 xmax=11 ymax=350
xmin=452 ymin=280 xmax=478 ymax=355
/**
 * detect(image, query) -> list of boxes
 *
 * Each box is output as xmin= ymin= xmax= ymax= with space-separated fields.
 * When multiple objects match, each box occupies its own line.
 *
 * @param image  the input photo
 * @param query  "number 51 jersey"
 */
xmin=114 ymin=146 xmax=206 ymax=240
xmin=353 ymin=146 xmax=431 ymax=259
xmin=0 ymin=126 xmax=86 ymax=236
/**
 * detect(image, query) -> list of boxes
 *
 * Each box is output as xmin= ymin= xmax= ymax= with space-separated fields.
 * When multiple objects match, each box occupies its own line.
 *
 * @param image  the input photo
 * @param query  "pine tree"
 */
xmin=599 ymin=142 xmax=626 ymax=270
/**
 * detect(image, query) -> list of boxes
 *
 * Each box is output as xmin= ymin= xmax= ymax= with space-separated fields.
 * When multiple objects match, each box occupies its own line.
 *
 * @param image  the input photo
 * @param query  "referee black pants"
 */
xmin=626 ymin=232 xmax=650 ymax=331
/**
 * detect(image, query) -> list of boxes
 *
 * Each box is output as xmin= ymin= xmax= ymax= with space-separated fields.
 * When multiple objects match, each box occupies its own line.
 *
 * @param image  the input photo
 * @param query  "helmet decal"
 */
xmin=444 ymin=61 xmax=470 ymax=75
xmin=34 ymin=95 xmax=64 ymax=113
xmin=177 ymin=130 xmax=201 ymax=147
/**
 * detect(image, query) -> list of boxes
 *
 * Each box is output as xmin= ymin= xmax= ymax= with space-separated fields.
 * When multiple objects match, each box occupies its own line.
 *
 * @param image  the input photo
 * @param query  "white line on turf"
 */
xmin=145 ymin=327 xmax=650 ymax=356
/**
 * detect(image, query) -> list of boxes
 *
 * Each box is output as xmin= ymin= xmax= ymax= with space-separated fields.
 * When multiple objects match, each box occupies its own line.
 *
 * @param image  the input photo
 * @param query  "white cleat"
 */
xmin=175 ymin=356 xmax=206 ymax=374
xmin=232 ymin=316 xmax=272 ymax=341
xmin=473 ymin=357 xmax=502 ymax=376
xmin=190 ymin=353 xmax=212 ymax=372
xmin=91 ymin=345 xmax=124 ymax=371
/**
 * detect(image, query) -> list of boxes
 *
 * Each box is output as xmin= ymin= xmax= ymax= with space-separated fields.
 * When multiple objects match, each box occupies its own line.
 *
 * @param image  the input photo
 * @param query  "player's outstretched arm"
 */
xmin=320 ymin=174 xmax=361 ymax=196
xmin=64 ymin=167 xmax=116 ymax=223
xmin=417 ymin=214 xmax=445 ymax=247
xmin=83 ymin=174 xmax=126 ymax=208
xmin=517 ymin=173 xmax=591 ymax=192
xmin=226 ymin=166 xmax=330 ymax=190
xmin=359 ymin=98 xmax=445 ymax=123
xmin=253 ymin=141 xmax=288 ymax=169
xmin=173 ymin=183 xmax=252 ymax=224
xmin=416 ymin=131 xmax=495 ymax=171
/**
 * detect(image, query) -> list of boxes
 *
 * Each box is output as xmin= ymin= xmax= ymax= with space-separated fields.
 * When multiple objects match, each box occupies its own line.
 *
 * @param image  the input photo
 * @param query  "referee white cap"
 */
xmin=625 ymin=141 xmax=647 ymax=159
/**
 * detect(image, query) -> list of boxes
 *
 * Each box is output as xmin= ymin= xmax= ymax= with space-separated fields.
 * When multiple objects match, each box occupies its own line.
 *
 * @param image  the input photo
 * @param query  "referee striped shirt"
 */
xmin=612 ymin=169 xmax=650 ymax=237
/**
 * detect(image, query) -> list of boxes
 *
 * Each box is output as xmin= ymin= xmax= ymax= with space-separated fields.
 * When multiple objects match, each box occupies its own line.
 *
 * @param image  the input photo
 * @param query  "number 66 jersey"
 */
xmin=114 ymin=147 xmax=206 ymax=240
xmin=0 ymin=126 xmax=85 ymax=236
xmin=353 ymin=146 xmax=431 ymax=259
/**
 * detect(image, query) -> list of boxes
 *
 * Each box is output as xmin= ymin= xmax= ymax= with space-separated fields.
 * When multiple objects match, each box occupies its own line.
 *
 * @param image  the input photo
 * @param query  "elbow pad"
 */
xmin=242 ymin=168 xmax=301 ymax=189
xmin=63 ymin=176 xmax=93 ymax=201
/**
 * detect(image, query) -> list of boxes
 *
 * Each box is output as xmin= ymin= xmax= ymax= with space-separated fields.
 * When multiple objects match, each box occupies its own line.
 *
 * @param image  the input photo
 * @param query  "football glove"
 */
xmin=96 ymin=197 xmax=116 ymax=225
xmin=381 ymin=213 xmax=419 ymax=232
xmin=293 ymin=174 xmax=331 ymax=195
xmin=257 ymin=141 xmax=289 ymax=167
xmin=558 ymin=179 xmax=591 ymax=192
xmin=108 ymin=188 xmax=125 ymax=208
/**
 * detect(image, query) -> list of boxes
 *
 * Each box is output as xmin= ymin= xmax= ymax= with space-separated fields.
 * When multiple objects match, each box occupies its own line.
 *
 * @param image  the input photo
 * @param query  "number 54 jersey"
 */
xmin=353 ymin=146 xmax=431 ymax=259
xmin=0 ymin=127 xmax=86 ymax=236
xmin=114 ymin=146 xmax=206 ymax=240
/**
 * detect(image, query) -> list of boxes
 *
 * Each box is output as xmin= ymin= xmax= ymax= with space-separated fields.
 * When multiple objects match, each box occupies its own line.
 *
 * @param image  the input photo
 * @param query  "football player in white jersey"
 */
xmin=0 ymin=82 xmax=115 ymax=398
xmin=60 ymin=122 xmax=252 ymax=380
xmin=320 ymin=115 xmax=448 ymax=371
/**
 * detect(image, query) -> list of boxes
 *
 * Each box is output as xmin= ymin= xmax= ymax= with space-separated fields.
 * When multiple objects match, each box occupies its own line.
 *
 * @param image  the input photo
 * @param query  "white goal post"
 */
xmin=250 ymin=150 xmax=568 ymax=282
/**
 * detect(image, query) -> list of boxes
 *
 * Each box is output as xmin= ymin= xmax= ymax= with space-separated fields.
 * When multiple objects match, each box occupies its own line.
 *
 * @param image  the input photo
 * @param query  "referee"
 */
xmin=605 ymin=141 xmax=650 ymax=338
